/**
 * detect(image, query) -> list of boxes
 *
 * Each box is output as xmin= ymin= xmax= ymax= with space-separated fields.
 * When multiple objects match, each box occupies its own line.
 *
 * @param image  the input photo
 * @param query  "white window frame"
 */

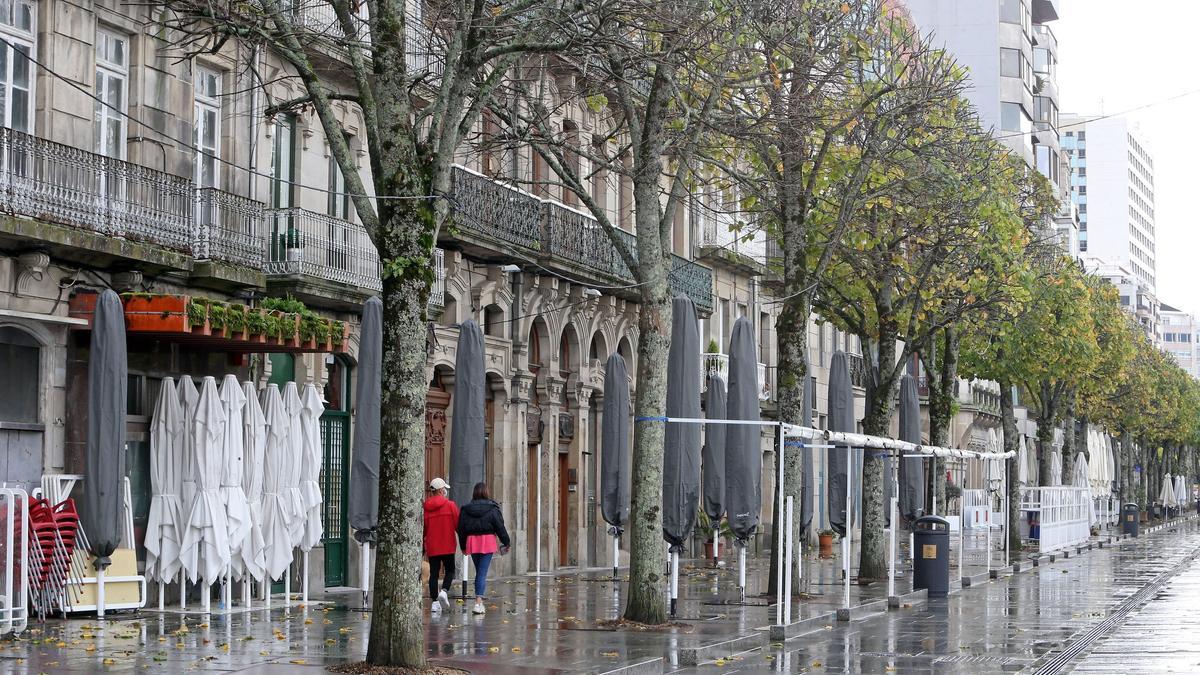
xmin=0 ymin=0 xmax=34 ymax=135
xmin=94 ymin=28 xmax=129 ymax=159
xmin=193 ymin=65 xmax=221 ymax=189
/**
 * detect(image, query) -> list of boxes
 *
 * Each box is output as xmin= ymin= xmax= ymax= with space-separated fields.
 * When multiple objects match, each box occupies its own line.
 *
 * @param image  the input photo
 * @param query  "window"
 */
xmin=1034 ymin=96 xmax=1057 ymax=127
xmin=1000 ymin=102 xmax=1025 ymax=132
xmin=0 ymin=326 xmax=38 ymax=423
xmin=271 ymin=115 xmax=296 ymax=209
xmin=193 ymin=66 xmax=221 ymax=189
xmin=1036 ymin=145 xmax=1056 ymax=181
xmin=95 ymin=29 xmax=128 ymax=159
xmin=1000 ymin=0 xmax=1027 ymax=28
xmin=1033 ymin=47 xmax=1053 ymax=77
xmin=1000 ymin=48 xmax=1021 ymax=78
xmin=0 ymin=0 xmax=33 ymax=135
xmin=327 ymin=132 xmax=352 ymax=220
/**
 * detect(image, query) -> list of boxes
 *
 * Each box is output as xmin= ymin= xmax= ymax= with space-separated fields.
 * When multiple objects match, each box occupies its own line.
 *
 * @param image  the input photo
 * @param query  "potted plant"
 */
xmin=226 ymin=304 xmax=248 ymax=338
xmin=695 ymin=507 xmax=732 ymax=564
xmin=187 ymin=298 xmax=210 ymax=334
xmin=818 ymin=530 xmax=836 ymax=558
xmin=207 ymin=302 xmax=228 ymax=337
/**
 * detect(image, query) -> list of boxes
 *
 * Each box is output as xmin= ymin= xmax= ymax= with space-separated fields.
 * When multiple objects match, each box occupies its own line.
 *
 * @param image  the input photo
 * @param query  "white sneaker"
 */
xmin=472 ymin=599 xmax=485 ymax=615
xmin=437 ymin=589 xmax=450 ymax=610
xmin=431 ymin=599 xmax=442 ymax=614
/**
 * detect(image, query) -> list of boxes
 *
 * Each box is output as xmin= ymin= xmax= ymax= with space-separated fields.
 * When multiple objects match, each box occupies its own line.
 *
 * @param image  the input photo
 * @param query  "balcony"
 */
xmin=698 ymin=216 xmax=767 ymax=274
xmin=290 ymin=2 xmax=443 ymax=79
xmin=266 ymin=207 xmax=382 ymax=292
xmin=702 ymin=353 xmax=771 ymax=401
xmin=449 ymin=166 xmax=713 ymax=314
xmin=0 ymin=126 xmax=266 ymax=284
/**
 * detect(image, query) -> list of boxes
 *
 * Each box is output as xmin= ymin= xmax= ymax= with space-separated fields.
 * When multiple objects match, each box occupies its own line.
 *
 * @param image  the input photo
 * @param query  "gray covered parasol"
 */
xmin=725 ymin=317 xmax=762 ymax=543
xmin=799 ymin=361 xmax=815 ymax=534
xmin=827 ymin=351 xmax=856 ymax=536
xmin=601 ymin=353 xmax=631 ymax=530
xmin=663 ymin=297 xmax=702 ymax=550
xmin=348 ymin=296 xmax=382 ymax=543
xmin=83 ymin=289 xmax=127 ymax=571
xmin=897 ymin=374 xmax=925 ymax=522
xmin=702 ymin=374 xmax=727 ymax=524
xmin=449 ymin=319 xmax=486 ymax=507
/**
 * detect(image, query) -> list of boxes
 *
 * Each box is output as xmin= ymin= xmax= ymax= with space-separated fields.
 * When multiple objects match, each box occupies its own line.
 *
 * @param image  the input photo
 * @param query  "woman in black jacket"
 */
xmin=457 ymin=482 xmax=511 ymax=615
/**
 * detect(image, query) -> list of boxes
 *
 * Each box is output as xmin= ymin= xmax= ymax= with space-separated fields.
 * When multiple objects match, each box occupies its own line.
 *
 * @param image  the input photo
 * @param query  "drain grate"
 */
xmin=935 ymin=654 xmax=1020 ymax=665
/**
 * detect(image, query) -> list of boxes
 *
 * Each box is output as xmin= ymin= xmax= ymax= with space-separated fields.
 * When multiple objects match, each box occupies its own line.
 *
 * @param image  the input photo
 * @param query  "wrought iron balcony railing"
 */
xmin=266 ymin=207 xmax=383 ymax=292
xmin=0 ymin=126 xmax=193 ymax=252
xmin=450 ymin=165 xmax=713 ymax=314
xmin=289 ymin=2 xmax=444 ymax=79
xmin=429 ymin=246 xmax=446 ymax=308
xmin=194 ymin=187 xmax=266 ymax=268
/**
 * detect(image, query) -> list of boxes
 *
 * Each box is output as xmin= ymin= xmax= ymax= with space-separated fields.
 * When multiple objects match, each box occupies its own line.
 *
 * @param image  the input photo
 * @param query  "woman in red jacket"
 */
xmin=423 ymin=477 xmax=459 ymax=613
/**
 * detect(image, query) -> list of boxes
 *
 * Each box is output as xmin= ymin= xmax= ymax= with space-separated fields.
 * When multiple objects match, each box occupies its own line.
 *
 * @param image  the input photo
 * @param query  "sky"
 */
xmin=1055 ymin=0 xmax=1200 ymax=315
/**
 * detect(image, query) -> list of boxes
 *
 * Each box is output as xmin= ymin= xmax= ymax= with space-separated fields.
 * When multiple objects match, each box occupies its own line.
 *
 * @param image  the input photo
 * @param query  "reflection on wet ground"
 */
xmin=2 ymin=519 xmax=1198 ymax=673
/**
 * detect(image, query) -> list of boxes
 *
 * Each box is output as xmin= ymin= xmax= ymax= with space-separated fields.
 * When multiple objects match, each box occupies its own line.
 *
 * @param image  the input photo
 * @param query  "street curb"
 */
xmin=596 ymin=657 xmax=665 ymax=675
xmin=678 ymin=633 xmax=761 ymax=667
xmin=766 ymin=587 xmax=928 ymax=641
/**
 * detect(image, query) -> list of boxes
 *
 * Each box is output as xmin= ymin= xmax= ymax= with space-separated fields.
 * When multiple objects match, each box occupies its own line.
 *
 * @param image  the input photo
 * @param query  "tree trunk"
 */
xmin=768 ymin=292 xmax=810 ymax=598
xmin=623 ymin=155 xmax=674 ymax=624
xmin=1062 ymin=394 xmax=1076 ymax=481
xmin=924 ymin=329 xmax=959 ymax=514
xmin=1000 ymin=380 xmax=1021 ymax=561
xmin=858 ymin=330 xmax=900 ymax=581
xmin=367 ymin=203 xmax=433 ymax=666
xmin=1036 ymin=408 xmax=1055 ymax=487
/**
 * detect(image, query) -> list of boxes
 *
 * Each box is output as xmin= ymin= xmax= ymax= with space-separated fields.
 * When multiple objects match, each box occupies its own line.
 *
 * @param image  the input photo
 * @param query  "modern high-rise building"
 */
xmin=1061 ymin=115 xmax=1157 ymax=292
xmin=1160 ymin=304 xmax=1199 ymax=379
xmin=1086 ymin=258 xmax=1160 ymax=343
xmin=904 ymin=0 xmax=1075 ymax=251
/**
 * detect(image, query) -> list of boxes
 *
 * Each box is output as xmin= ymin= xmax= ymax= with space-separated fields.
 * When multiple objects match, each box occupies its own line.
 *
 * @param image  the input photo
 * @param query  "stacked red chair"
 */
xmin=26 ymin=498 xmax=83 ymax=620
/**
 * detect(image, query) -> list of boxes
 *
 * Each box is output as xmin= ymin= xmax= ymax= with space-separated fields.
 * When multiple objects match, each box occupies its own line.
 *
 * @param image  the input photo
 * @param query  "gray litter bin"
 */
xmin=913 ymin=515 xmax=950 ymax=597
xmin=1122 ymin=502 xmax=1139 ymax=537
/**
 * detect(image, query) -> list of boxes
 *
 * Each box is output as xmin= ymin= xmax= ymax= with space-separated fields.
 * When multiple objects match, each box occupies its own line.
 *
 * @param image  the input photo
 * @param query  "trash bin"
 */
xmin=913 ymin=515 xmax=950 ymax=597
xmin=1122 ymin=502 xmax=1139 ymax=537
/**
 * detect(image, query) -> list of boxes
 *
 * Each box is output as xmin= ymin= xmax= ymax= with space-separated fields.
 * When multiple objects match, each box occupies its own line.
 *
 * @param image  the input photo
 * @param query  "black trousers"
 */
xmin=428 ymin=554 xmax=455 ymax=599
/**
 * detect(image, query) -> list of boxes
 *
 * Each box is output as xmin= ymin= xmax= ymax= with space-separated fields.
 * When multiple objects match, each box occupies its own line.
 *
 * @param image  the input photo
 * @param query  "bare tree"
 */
xmin=493 ymin=0 xmax=731 ymax=623
xmin=155 ymin=0 xmax=594 ymax=665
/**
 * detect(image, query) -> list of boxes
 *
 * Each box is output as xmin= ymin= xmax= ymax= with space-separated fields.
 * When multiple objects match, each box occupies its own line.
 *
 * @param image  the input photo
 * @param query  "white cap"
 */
xmin=429 ymin=477 xmax=449 ymax=491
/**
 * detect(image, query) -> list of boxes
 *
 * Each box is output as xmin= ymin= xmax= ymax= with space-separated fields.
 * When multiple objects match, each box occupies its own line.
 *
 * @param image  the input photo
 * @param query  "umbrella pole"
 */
xmin=303 ymin=552 xmax=310 ymax=604
xmin=361 ymin=541 xmax=370 ymax=608
xmin=774 ymin=424 xmax=785 ymax=625
xmin=243 ymin=578 xmax=250 ymax=608
xmin=888 ymin=495 xmax=896 ymax=601
xmin=612 ymin=533 xmax=619 ymax=581
xmin=712 ymin=530 xmax=718 ymax=568
xmin=843 ymin=450 xmax=852 ymax=613
xmin=96 ymin=566 xmax=105 ymax=618
xmin=669 ymin=550 xmax=678 ymax=618
xmin=203 ymin=582 xmax=211 ymax=614
xmin=159 ymin=581 xmax=165 ymax=612
xmin=285 ymin=567 xmax=291 ymax=604
xmin=265 ymin=577 xmax=271 ymax=609
xmin=738 ymin=547 xmax=745 ymax=603
xmin=783 ymin=497 xmax=793 ymax=625
xmin=180 ymin=571 xmax=187 ymax=610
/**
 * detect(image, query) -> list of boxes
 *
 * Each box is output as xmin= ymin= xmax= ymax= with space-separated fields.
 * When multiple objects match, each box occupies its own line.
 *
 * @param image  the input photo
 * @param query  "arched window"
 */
xmin=0 ymin=326 xmax=39 ymax=423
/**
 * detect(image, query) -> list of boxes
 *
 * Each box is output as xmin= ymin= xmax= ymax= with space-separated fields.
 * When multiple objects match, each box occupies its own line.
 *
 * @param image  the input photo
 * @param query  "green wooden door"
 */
xmin=320 ymin=412 xmax=350 ymax=586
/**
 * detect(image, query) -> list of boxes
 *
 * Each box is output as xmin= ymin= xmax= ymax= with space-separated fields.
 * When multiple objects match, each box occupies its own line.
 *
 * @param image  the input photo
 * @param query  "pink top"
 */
xmin=465 ymin=534 xmax=499 ymax=555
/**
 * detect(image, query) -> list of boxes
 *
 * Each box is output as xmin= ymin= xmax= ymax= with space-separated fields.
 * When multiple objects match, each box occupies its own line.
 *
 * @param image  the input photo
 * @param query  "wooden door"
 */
xmin=425 ymin=389 xmax=449 ymax=485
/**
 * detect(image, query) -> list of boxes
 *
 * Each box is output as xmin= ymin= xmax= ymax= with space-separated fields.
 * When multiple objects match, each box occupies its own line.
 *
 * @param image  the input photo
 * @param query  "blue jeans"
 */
xmin=471 ymin=553 xmax=493 ymax=597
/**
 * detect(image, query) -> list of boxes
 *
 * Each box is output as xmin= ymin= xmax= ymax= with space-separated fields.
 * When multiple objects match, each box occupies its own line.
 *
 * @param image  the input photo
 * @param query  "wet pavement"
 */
xmin=1 ymin=518 xmax=1198 ymax=673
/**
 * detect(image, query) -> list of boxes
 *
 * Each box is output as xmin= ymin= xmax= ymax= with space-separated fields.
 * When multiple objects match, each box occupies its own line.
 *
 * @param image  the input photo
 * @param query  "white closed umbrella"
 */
xmin=1017 ymin=435 xmax=1031 ymax=486
xmin=1073 ymin=452 xmax=1096 ymax=525
xmin=177 ymin=376 xmax=200 ymax=530
xmin=985 ymin=429 xmax=1003 ymax=488
xmin=1175 ymin=474 xmax=1187 ymax=505
xmin=282 ymin=382 xmax=306 ymax=550
xmin=218 ymin=375 xmax=252 ymax=606
xmin=179 ymin=376 xmax=231 ymax=611
xmin=146 ymin=377 xmax=184 ymax=610
xmin=1160 ymin=473 xmax=1178 ymax=508
xmin=235 ymin=382 xmax=267 ymax=595
xmin=298 ymin=383 xmax=325 ymax=602
xmin=1049 ymin=449 xmax=1062 ymax=487
xmin=259 ymin=385 xmax=295 ymax=601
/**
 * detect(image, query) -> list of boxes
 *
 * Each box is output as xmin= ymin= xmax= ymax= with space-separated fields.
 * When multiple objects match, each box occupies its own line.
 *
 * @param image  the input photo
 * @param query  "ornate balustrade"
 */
xmin=266 ymin=207 xmax=382 ymax=291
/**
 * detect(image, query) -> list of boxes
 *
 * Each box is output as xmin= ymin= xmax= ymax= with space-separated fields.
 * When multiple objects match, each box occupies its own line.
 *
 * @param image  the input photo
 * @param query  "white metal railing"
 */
xmin=757 ymin=361 xmax=770 ymax=400
xmin=0 ymin=487 xmax=27 ymax=636
xmin=194 ymin=187 xmax=266 ymax=268
xmin=266 ymin=208 xmax=382 ymax=291
xmin=1020 ymin=486 xmax=1092 ymax=554
xmin=0 ymin=126 xmax=192 ymax=252
xmin=290 ymin=2 xmax=444 ymax=79
xmin=703 ymin=352 xmax=729 ymax=384
xmin=699 ymin=213 xmax=767 ymax=265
